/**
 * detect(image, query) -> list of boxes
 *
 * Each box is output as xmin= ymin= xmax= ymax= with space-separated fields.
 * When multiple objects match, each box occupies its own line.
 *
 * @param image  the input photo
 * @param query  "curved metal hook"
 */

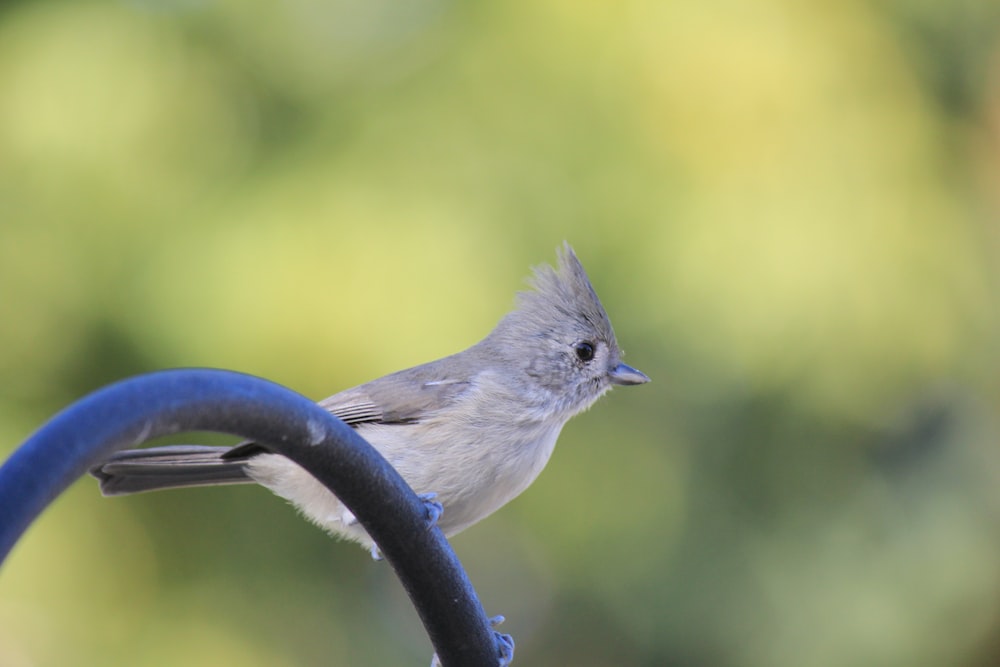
xmin=0 ymin=368 xmax=512 ymax=666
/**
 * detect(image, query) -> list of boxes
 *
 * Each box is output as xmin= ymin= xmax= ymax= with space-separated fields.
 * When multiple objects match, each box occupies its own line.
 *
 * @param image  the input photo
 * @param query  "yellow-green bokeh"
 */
xmin=2 ymin=1 xmax=999 ymax=665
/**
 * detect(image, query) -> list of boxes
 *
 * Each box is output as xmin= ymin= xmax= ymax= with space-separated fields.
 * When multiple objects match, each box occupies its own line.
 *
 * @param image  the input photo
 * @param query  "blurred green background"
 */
xmin=2 ymin=0 xmax=1000 ymax=665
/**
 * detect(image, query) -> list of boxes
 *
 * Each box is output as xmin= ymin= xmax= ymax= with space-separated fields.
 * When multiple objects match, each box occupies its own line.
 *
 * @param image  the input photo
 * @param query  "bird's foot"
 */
xmin=369 ymin=493 xmax=440 ymax=561
xmin=431 ymin=616 xmax=514 ymax=667
xmin=418 ymin=492 xmax=444 ymax=527
xmin=491 ymin=616 xmax=515 ymax=666
xmin=428 ymin=615 xmax=514 ymax=666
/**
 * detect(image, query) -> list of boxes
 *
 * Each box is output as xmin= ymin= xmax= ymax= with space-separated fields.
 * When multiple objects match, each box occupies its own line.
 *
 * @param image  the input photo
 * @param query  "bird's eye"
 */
xmin=574 ymin=342 xmax=595 ymax=362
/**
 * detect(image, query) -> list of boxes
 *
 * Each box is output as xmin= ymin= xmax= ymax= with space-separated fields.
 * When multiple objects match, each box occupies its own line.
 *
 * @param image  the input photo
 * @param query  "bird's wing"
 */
xmin=319 ymin=361 xmax=473 ymax=426
xmin=224 ymin=359 xmax=473 ymax=460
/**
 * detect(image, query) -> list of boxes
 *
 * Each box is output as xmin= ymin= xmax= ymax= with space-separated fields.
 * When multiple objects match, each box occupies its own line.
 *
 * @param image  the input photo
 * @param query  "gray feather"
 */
xmin=321 ymin=364 xmax=473 ymax=425
xmin=91 ymin=445 xmax=253 ymax=496
xmin=509 ymin=242 xmax=618 ymax=351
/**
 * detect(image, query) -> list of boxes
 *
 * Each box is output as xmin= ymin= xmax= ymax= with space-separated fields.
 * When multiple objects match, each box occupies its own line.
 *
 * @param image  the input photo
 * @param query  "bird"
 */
xmin=91 ymin=243 xmax=649 ymax=551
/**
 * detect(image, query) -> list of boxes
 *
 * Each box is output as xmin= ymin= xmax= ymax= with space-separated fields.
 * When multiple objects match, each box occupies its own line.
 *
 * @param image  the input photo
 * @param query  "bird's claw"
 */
xmin=418 ymin=492 xmax=444 ymax=527
xmin=428 ymin=614 xmax=514 ymax=666
xmin=490 ymin=615 xmax=514 ymax=666
xmin=494 ymin=630 xmax=515 ymax=666
xmin=371 ymin=493 xmax=441 ymax=561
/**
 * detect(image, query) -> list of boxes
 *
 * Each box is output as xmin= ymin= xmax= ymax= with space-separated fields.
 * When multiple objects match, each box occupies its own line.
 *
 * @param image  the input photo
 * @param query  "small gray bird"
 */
xmin=91 ymin=243 xmax=649 ymax=550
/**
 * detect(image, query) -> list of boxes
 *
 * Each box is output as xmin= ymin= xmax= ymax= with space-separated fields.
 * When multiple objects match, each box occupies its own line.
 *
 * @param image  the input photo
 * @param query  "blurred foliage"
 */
xmin=1 ymin=0 xmax=1000 ymax=665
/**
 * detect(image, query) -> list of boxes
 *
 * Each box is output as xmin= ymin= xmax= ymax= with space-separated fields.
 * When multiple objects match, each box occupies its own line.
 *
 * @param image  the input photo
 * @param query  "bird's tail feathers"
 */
xmin=90 ymin=445 xmax=254 ymax=496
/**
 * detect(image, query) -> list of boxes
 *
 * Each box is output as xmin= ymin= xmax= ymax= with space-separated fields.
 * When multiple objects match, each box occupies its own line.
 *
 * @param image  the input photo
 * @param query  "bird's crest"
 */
xmin=511 ymin=242 xmax=618 ymax=347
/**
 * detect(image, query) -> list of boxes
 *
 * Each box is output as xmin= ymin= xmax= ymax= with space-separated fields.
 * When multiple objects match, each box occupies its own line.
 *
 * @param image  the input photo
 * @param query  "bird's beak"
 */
xmin=609 ymin=363 xmax=650 ymax=386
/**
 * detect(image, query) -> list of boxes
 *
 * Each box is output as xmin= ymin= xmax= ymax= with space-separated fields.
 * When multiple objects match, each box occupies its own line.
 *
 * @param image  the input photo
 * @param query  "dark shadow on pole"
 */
xmin=0 ymin=368 xmax=512 ymax=666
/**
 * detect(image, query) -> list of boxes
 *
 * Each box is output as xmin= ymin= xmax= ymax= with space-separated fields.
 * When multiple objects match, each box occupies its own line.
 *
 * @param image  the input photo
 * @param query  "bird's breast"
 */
xmin=358 ymin=416 xmax=565 ymax=536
